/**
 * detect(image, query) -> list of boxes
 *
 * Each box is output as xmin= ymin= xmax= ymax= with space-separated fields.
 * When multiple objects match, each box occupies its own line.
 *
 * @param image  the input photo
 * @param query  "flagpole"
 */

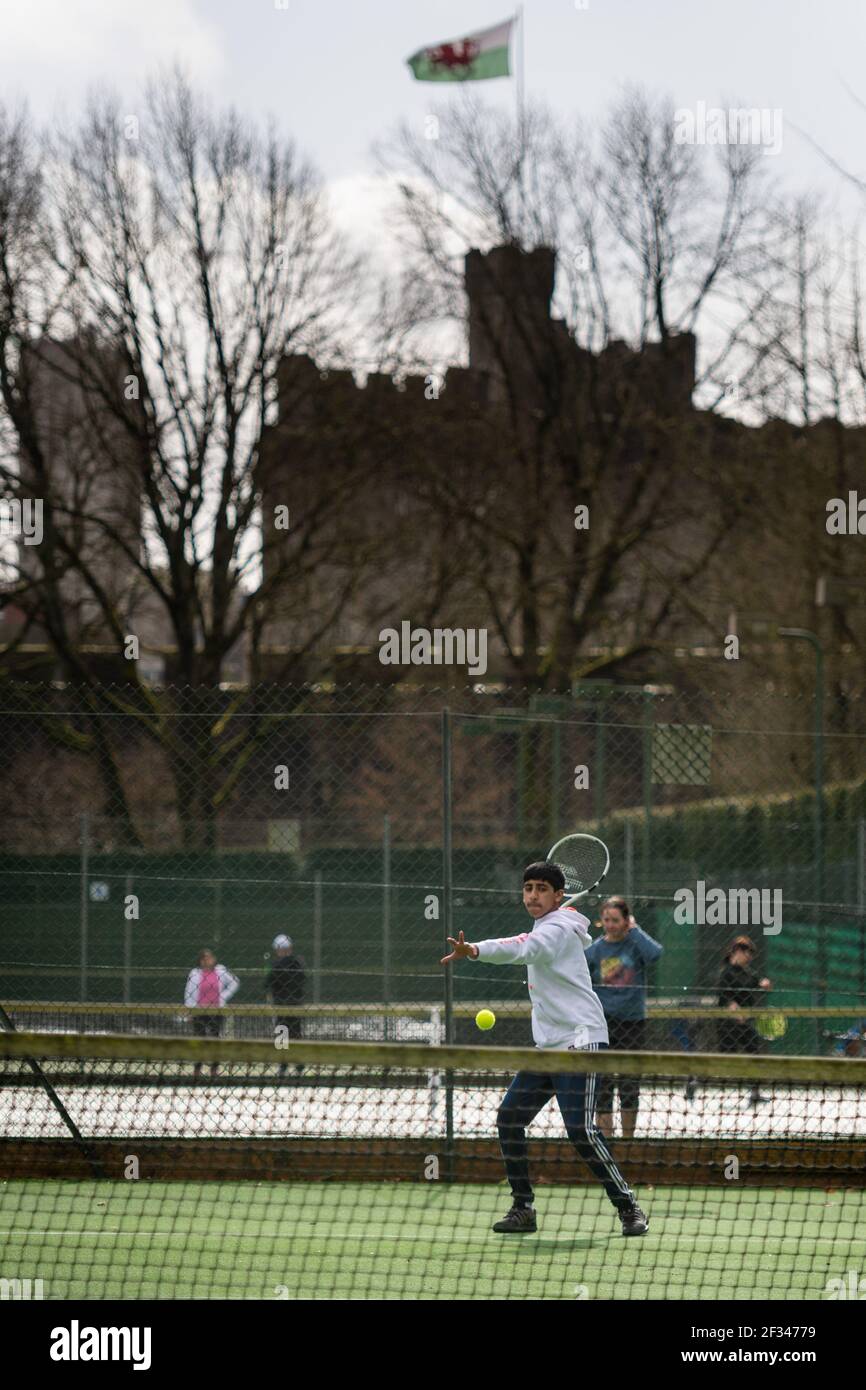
xmin=515 ymin=6 xmax=525 ymax=241
xmin=516 ymin=6 xmax=525 ymax=140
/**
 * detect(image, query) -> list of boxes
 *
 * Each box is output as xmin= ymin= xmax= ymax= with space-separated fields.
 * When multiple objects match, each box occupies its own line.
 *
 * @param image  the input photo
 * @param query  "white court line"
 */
xmin=0 ymin=1228 xmax=862 ymax=1244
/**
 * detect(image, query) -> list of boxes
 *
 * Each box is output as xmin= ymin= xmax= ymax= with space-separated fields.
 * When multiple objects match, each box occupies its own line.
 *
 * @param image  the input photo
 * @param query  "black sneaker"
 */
xmin=493 ymin=1203 xmax=537 ymax=1234
xmin=618 ymin=1202 xmax=649 ymax=1236
xmin=748 ymin=1091 xmax=769 ymax=1106
xmin=684 ymin=1076 xmax=697 ymax=1103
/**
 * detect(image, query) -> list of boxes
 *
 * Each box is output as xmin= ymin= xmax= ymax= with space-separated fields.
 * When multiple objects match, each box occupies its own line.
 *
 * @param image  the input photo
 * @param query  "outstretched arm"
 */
xmin=441 ymin=931 xmax=479 ymax=963
xmin=442 ymin=921 xmax=571 ymax=967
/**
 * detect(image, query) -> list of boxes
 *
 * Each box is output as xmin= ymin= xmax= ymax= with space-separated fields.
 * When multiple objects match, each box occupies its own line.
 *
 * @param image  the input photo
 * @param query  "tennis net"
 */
xmin=5 ymin=1000 xmax=865 ymax=1055
xmin=1 ymin=1031 xmax=865 ymax=1300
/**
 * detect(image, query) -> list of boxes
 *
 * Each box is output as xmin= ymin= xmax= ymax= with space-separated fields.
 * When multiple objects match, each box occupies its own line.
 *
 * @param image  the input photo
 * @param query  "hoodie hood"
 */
xmin=542 ymin=905 xmax=591 ymax=945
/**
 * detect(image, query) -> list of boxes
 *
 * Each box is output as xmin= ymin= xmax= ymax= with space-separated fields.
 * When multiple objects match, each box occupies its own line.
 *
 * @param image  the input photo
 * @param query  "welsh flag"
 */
xmin=407 ymin=17 xmax=514 ymax=82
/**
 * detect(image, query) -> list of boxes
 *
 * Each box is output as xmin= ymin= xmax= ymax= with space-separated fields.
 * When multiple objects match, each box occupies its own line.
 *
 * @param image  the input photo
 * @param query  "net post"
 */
xmin=779 ymin=629 xmax=825 ymax=1002
xmin=548 ymin=718 xmax=561 ymax=849
xmin=859 ymin=820 xmax=866 ymax=999
xmin=428 ymin=1007 xmax=443 ymax=1126
xmin=641 ymin=690 xmax=654 ymax=892
xmin=123 ymin=872 xmax=133 ymax=1005
xmin=623 ymin=819 xmax=634 ymax=903
xmin=594 ymin=696 xmax=606 ymax=823
xmin=383 ymin=814 xmax=391 ymax=1009
xmin=214 ymin=878 xmax=222 ymax=952
xmin=815 ymin=640 xmax=825 ymax=1006
xmin=79 ymin=813 xmax=90 ymax=1004
xmin=442 ymin=707 xmax=455 ymax=1181
xmin=313 ymin=870 xmax=323 ymax=1005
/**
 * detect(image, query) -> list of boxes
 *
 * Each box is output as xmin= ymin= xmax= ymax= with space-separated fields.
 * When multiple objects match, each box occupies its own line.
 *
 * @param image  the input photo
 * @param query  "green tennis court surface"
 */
xmin=2 ymin=1181 xmax=864 ymax=1300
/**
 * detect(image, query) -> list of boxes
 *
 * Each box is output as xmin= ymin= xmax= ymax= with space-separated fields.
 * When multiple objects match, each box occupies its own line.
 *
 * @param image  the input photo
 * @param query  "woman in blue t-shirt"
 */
xmin=584 ymin=896 xmax=663 ymax=1139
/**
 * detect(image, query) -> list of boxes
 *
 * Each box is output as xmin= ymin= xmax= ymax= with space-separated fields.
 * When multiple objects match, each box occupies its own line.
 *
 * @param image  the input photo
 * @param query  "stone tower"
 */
xmin=465 ymin=244 xmax=561 ymax=406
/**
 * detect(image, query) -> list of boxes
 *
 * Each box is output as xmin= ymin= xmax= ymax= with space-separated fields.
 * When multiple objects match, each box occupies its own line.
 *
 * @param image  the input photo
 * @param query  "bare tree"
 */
xmin=0 ymin=76 xmax=380 ymax=845
xmin=375 ymin=90 xmax=768 ymax=687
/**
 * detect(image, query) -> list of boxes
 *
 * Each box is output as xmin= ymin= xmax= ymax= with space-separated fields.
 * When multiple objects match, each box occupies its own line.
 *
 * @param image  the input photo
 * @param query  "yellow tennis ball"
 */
xmin=475 ymin=1009 xmax=496 ymax=1031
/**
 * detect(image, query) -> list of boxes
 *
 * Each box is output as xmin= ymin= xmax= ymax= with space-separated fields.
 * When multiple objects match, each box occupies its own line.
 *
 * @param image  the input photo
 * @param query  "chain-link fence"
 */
xmin=1 ymin=678 xmax=865 ymax=1055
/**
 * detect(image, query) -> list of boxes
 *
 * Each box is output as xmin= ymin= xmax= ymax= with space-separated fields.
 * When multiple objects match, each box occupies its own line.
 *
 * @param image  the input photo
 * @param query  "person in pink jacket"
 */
xmin=184 ymin=948 xmax=240 ymax=1078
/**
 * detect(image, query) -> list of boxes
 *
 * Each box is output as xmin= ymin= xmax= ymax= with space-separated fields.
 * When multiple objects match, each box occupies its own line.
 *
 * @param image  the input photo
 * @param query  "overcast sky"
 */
xmin=4 ymin=0 xmax=866 ymax=225
xmin=3 ymin=2 xmax=866 ymax=582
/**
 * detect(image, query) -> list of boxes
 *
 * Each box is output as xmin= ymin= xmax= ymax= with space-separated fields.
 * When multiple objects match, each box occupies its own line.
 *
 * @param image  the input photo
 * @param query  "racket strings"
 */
xmin=558 ymin=849 xmax=606 ymax=894
xmin=548 ymin=833 xmax=610 ymax=899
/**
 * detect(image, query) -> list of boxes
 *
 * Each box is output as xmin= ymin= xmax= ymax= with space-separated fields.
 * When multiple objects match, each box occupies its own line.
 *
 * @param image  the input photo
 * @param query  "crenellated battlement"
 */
xmin=264 ymin=242 xmax=696 ymax=430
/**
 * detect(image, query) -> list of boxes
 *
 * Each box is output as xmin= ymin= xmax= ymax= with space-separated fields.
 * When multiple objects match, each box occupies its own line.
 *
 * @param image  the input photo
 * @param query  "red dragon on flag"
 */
xmin=427 ymin=39 xmax=481 ymax=73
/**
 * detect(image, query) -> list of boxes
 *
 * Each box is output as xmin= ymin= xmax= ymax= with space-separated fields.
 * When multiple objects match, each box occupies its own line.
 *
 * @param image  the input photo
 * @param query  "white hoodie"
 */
xmin=184 ymin=964 xmax=240 ymax=1008
xmin=475 ymin=907 xmax=609 ymax=1050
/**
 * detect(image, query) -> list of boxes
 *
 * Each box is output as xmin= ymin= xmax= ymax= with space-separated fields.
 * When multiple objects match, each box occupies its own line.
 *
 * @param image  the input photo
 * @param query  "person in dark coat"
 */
xmin=266 ymin=934 xmax=305 ymax=1076
xmin=716 ymin=935 xmax=771 ymax=1106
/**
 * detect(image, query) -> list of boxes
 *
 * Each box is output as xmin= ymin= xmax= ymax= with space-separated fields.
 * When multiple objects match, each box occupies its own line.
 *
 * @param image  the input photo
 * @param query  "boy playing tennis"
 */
xmin=441 ymin=860 xmax=648 ymax=1236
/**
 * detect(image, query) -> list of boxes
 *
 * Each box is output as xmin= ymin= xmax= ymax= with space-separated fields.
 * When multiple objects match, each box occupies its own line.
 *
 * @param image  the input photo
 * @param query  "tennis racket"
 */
xmin=547 ymin=833 xmax=611 ymax=907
